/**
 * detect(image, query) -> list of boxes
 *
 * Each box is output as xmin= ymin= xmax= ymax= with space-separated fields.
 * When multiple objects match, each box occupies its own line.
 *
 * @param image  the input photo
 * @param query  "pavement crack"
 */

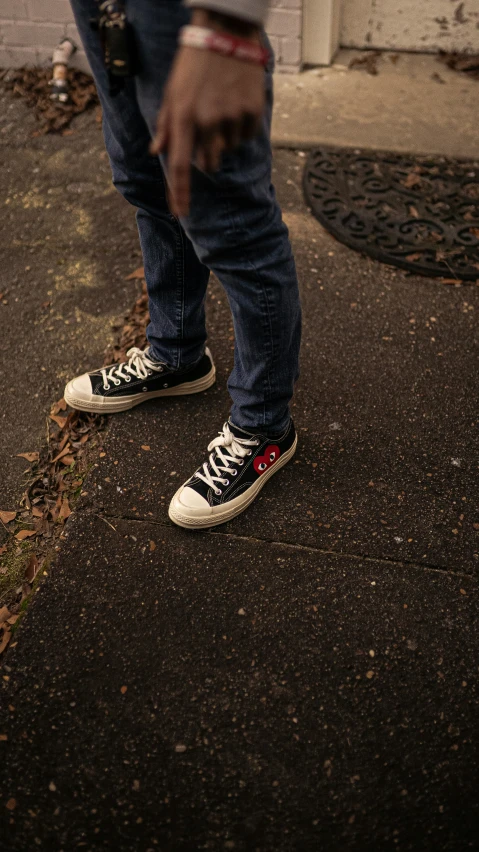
xmin=97 ymin=513 xmax=470 ymax=579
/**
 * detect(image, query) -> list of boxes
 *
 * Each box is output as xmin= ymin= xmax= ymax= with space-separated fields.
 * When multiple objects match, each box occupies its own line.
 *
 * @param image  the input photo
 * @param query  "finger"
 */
xmin=201 ymin=132 xmax=225 ymax=173
xmin=241 ymin=111 xmax=262 ymax=141
xmin=168 ymin=115 xmax=195 ymax=217
xmin=221 ymin=118 xmax=242 ymax=151
xmin=150 ymin=104 xmax=169 ymax=155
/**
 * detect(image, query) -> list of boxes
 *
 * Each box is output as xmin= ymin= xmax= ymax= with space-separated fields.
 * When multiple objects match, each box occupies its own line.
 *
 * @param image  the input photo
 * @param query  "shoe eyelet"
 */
xmin=125 ymin=376 xmax=131 ymax=383
xmin=223 ymin=479 xmax=229 ymax=486
xmin=247 ymin=451 xmax=252 ymax=456
xmin=148 ymin=370 xmax=152 ymax=376
xmin=163 ymin=383 xmax=169 ymax=388
xmin=238 ymin=460 xmax=244 ymax=466
xmin=231 ymin=470 xmax=237 ymax=476
xmin=103 ymin=384 xmax=110 ymax=391
xmin=142 ymin=386 xmax=148 ymax=392
xmin=114 ymin=380 xmax=121 ymax=386
xmin=215 ymin=489 xmax=221 ymax=496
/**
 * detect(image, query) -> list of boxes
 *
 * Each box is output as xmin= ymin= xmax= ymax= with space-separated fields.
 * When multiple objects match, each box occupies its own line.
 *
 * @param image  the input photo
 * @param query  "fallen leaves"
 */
xmin=4 ymin=66 xmax=99 ymax=135
xmin=149 ymin=540 xmax=156 ymax=552
xmin=1 ymin=402 xmax=106 ymax=652
xmin=25 ymin=554 xmax=39 ymax=583
xmin=51 ymin=398 xmax=67 ymax=416
xmin=0 ymin=606 xmax=16 ymax=655
xmin=16 ymin=452 xmax=39 ymax=463
xmin=349 ymin=51 xmax=382 ymax=75
xmin=120 ymin=685 xmax=128 ymax=694
xmin=438 ymin=51 xmax=479 ymax=80
xmin=50 ymin=414 xmax=68 ymax=429
xmin=0 ymin=606 xmax=11 ymax=625
xmin=126 ymin=266 xmax=145 ymax=280
xmin=15 ymin=530 xmax=36 ymax=542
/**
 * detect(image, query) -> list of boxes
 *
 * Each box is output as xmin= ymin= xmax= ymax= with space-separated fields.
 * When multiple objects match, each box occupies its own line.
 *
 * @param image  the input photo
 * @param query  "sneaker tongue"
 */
xmin=228 ymin=420 xmax=261 ymax=440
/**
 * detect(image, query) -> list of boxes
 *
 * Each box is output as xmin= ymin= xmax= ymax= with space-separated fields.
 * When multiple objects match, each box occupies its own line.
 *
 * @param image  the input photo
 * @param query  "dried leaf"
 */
xmin=141 ymin=445 xmax=151 ymax=452
xmin=126 ymin=266 xmax=145 ymax=280
xmin=59 ymin=498 xmax=72 ymax=519
xmin=25 ymin=553 xmax=39 ymax=582
xmin=5 ymin=798 xmax=16 ymax=811
xmin=439 ymin=278 xmax=462 ymax=285
xmin=51 ymin=445 xmax=72 ymax=464
xmin=50 ymin=414 xmax=68 ymax=429
xmin=0 ymin=606 xmax=12 ymax=625
xmin=60 ymin=454 xmax=75 ymax=466
xmin=120 ymin=685 xmax=128 ymax=694
xmin=15 ymin=529 xmax=36 ymax=541
xmin=149 ymin=540 xmax=156 ymax=552
xmin=0 ymin=631 xmax=12 ymax=654
xmin=50 ymin=398 xmax=67 ymax=416
xmin=0 ymin=511 xmax=16 ymax=524
xmin=406 ymin=253 xmax=422 ymax=262
xmin=16 ymin=452 xmax=39 ymax=463
xmin=403 ymin=173 xmax=422 ymax=189
xmin=0 ymin=546 xmax=7 ymax=556
xmin=31 ymin=506 xmax=44 ymax=518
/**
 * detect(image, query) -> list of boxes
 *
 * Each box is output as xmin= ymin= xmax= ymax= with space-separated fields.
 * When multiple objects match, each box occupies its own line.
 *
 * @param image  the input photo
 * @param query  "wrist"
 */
xmin=191 ymin=9 xmax=260 ymax=41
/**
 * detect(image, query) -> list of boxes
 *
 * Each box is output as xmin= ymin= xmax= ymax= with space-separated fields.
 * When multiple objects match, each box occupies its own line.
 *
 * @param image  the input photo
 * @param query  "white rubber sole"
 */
xmin=64 ymin=362 xmax=216 ymax=414
xmin=168 ymin=434 xmax=298 ymax=530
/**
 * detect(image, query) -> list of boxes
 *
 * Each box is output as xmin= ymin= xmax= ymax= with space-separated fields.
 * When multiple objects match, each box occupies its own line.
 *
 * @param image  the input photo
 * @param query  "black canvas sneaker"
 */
xmin=169 ymin=419 xmax=297 ymax=529
xmin=64 ymin=347 xmax=215 ymax=413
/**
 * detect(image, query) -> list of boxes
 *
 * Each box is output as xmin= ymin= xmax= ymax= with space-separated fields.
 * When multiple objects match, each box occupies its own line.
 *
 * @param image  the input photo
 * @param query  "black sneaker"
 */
xmin=169 ymin=419 xmax=297 ymax=529
xmin=64 ymin=347 xmax=215 ymax=413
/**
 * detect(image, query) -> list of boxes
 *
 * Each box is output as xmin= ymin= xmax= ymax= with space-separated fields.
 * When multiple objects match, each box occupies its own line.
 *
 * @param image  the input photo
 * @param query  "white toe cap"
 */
xmin=65 ymin=373 xmax=93 ymax=400
xmin=177 ymin=486 xmax=210 ymax=511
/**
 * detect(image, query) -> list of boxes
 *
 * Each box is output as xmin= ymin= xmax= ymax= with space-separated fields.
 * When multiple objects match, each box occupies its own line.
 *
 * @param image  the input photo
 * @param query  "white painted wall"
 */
xmin=341 ymin=0 xmax=479 ymax=53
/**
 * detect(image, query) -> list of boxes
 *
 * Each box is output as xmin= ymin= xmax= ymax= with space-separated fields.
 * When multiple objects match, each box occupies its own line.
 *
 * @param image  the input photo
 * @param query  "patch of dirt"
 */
xmin=349 ymin=51 xmax=382 ymax=76
xmin=438 ymin=51 xmax=479 ymax=80
xmin=2 ymin=66 xmax=99 ymax=135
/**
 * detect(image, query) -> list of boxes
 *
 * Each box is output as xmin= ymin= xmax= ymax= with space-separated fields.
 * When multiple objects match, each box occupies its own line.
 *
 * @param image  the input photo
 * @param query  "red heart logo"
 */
xmin=254 ymin=444 xmax=281 ymax=475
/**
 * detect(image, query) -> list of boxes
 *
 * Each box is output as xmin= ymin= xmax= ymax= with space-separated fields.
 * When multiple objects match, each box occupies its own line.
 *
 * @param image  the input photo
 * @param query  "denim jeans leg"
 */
xmin=129 ymin=2 xmax=302 ymax=433
xmin=69 ymin=0 xmax=210 ymax=369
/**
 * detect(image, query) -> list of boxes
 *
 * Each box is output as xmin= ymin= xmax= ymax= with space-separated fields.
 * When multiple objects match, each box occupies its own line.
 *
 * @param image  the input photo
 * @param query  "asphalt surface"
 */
xmin=1 ymin=107 xmax=478 ymax=850
xmin=0 ymin=87 xmax=139 ymax=518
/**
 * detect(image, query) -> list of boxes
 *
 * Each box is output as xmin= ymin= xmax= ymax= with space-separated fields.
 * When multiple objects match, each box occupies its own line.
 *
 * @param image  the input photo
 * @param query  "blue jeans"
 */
xmin=70 ymin=0 xmax=301 ymax=434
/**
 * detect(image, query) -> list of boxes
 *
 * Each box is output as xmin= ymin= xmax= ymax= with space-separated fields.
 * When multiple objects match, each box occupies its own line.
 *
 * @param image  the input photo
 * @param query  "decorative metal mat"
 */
xmin=303 ymin=147 xmax=479 ymax=281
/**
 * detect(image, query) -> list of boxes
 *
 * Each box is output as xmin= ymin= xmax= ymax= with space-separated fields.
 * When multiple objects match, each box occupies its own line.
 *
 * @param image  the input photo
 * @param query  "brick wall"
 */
xmin=0 ymin=0 xmax=303 ymax=72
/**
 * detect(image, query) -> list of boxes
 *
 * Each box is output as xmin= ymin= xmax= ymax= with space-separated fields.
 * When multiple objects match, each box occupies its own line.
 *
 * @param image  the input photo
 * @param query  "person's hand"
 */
xmin=150 ymin=31 xmax=265 ymax=217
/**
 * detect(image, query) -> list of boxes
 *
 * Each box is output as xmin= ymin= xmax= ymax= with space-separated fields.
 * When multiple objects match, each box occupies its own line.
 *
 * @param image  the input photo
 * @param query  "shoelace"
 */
xmin=101 ymin=347 xmax=164 ymax=390
xmin=196 ymin=422 xmax=259 ymax=496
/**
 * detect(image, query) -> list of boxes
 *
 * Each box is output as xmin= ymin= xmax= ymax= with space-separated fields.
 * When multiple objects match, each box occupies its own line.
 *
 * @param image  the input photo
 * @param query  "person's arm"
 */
xmin=150 ymin=4 xmax=270 ymax=217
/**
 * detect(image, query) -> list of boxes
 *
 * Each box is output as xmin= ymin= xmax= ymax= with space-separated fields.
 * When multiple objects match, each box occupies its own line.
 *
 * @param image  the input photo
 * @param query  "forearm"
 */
xmin=184 ymin=1 xmax=269 ymax=28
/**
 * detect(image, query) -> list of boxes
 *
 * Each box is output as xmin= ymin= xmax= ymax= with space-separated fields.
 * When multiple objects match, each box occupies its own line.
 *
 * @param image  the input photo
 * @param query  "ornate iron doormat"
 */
xmin=303 ymin=147 xmax=479 ymax=281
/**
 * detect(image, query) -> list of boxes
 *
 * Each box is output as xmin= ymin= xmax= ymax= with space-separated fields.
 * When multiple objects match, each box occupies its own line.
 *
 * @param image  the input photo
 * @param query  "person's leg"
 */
xmin=129 ymin=0 xmax=301 ymax=435
xmin=68 ymin=0 xmax=210 ymax=370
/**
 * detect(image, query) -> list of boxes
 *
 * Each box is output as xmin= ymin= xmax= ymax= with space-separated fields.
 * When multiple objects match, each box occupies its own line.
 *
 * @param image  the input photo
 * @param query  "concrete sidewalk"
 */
xmin=2 ymin=134 xmax=478 ymax=850
xmin=273 ymin=50 xmax=479 ymax=159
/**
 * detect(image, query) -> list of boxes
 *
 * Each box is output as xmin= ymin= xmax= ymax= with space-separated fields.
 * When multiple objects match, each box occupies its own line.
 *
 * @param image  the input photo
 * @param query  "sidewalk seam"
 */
xmin=94 ymin=512 xmax=474 ymax=579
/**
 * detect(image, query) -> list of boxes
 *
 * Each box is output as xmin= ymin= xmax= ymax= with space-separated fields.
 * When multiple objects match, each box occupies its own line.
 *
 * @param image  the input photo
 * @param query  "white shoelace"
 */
xmin=101 ymin=347 xmax=163 ymax=390
xmin=196 ymin=423 xmax=259 ymax=496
